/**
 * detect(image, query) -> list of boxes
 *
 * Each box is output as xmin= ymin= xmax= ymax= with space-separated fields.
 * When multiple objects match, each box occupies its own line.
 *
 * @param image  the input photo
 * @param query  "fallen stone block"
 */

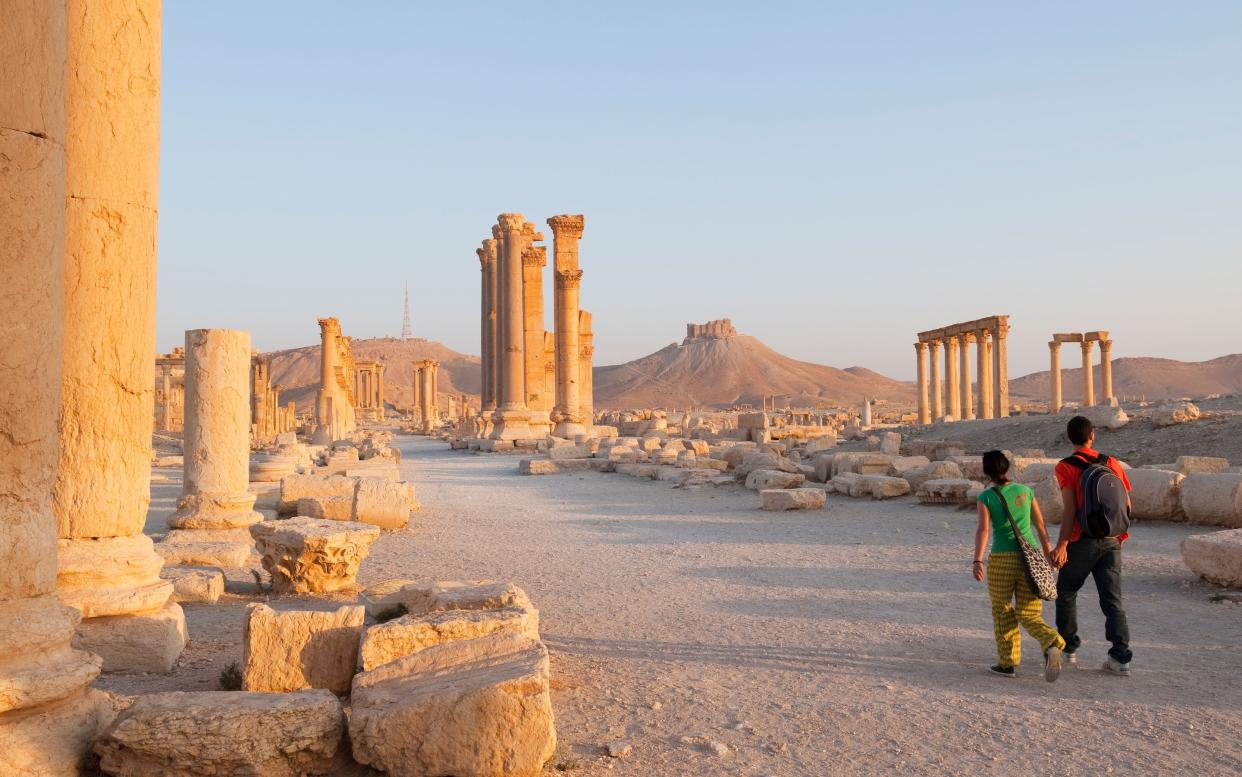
xmin=243 ymin=603 xmax=365 ymax=695
xmin=1128 ymin=468 xmax=1186 ymax=520
xmin=156 ymin=527 xmax=257 ymax=569
xmin=160 ymin=565 xmax=224 ymax=604
xmin=1180 ymin=474 xmax=1242 ymax=528
xmin=916 ymin=478 xmax=980 ymax=505
xmin=398 ymin=580 xmax=533 ymax=617
xmin=548 ymin=444 xmax=592 ymax=460
xmin=250 ymin=518 xmax=380 ymax=594
xmin=904 ymin=460 xmax=965 ymax=491
xmin=359 ymin=578 xmax=418 ymax=619
xmin=863 ymin=475 xmax=912 ymax=500
xmin=948 ymin=455 xmax=985 ymax=480
xmin=352 ymin=477 xmax=416 ymax=529
xmin=1152 ymin=401 xmax=1201 ymax=428
xmin=1176 ymin=456 xmax=1230 ymax=476
xmin=903 ymin=440 xmax=967 ymax=461
xmin=519 ymin=459 xmax=559 ymax=475
xmin=1181 ymin=529 xmax=1242 ymax=587
xmin=879 ymin=432 xmax=901 ymax=455
xmin=830 ymin=472 xmax=869 ymax=498
xmin=72 ymin=602 xmax=187 ymax=674
xmin=745 ymin=469 xmax=805 ymax=490
xmin=832 ymin=452 xmax=893 ymax=478
xmin=250 ymin=453 xmax=297 ymax=483
xmin=1016 ymin=462 xmax=1059 ymax=485
xmin=0 ymin=688 xmax=118 ymax=777
xmin=1080 ymin=405 xmax=1129 ymax=430
xmin=358 ymin=605 xmax=540 ymax=671
xmin=887 ymin=455 xmax=930 ymax=476
xmin=298 ymin=495 xmax=353 ymax=522
xmin=152 ymin=454 xmax=183 ymax=468
xmin=277 ymin=473 xmax=358 ymax=515
xmin=95 ymin=690 xmax=344 ymax=777
xmin=761 ymin=488 xmax=827 ymax=511
xmin=349 ymin=633 xmax=556 ymax=777
xmin=733 ymin=451 xmax=780 ymax=478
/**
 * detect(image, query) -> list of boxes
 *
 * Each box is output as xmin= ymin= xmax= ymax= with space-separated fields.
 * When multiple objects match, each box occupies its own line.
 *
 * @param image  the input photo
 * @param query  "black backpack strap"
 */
xmin=1061 ymin=454 xmax=1089 ymax=471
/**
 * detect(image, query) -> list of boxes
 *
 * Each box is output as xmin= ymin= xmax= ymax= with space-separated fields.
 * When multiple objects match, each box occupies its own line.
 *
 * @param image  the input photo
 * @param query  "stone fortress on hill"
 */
xmin=684 ymin=319 xmax=739 ymax=343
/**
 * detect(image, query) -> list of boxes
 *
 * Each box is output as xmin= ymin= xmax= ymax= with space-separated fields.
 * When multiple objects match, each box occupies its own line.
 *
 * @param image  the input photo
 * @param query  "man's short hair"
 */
xmin=1067 ymin=415 xmax=1094 ymax=446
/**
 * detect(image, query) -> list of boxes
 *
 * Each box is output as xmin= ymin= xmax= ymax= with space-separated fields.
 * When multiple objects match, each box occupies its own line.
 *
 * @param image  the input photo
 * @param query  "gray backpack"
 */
xmin=1063 ymin=452 xmax=1131 ymax=538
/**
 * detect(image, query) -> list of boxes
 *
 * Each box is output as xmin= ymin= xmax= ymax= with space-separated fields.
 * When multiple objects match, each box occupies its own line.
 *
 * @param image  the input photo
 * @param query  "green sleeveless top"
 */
xmin=977 ymin=483 xmax=1039 ymax=553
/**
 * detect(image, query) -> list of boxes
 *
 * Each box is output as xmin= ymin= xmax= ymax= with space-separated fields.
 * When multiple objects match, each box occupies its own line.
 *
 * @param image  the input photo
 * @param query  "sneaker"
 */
xmin=1065 ymin=652 xmax=1077 ymax=667
xmin=989 ymin=665 xmax=1016 ymax=678
xmin=1044 ymin=647 xmax=1063 ymax=683
xmin=1103 ymin=657 xmax=1131 ymax=676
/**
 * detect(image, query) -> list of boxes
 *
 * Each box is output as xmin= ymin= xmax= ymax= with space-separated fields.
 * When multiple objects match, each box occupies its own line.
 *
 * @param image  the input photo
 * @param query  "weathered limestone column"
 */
xmin=417 ymin=360 xmax=438 ymax=433
xmin=960 ymin=333 xmax=975 ymax=421
xmin=161 ymin=330 xmax=262 ymax=568
xmin=1049 ymin=341 xmax=1062 ymax=413
xmin=1 ymin=5 xmax=118 ymax=768
xmin=522 ymin=239 xmax=552 ymax=435
xmin=376 ymin=363 xmax=386 ymax=418
xmin=945 ymin=335 xmax=961 ymax=420
xmin=579 ymin=309 xmax=595 ymax=422
xmin=1081 ymin=340 xmax=1096 ymax=407
xmin=929 ymin=339 xmax=943 ymax=421
xmin=914 ymin=342 xmax=930 ymax=425
xmin=412 ymin=362 xmax=423 ymax=416
xmin=861 ymin=397 xmax=872 ymax=427
xmin=477 ymin=241 xmax=496 ymax=413
xmin=53 ymin=0 xmax=184 ymax=674
xmin=1099 ymin=340 xmax=1114 ymax=405
xmin=489 ymin=213 xmax=533 ymax=440
xmin=992 ymin=321 xmax=1010 ymax=418
xmin=314 ymin=317 xmax=340 ymax=443
xmin=486 ymin=231 xmax=502 ymax=411
xmin=548 ymin=215 xmax=585 ymax=438
xmin=976 ymin=329 xmax=994 ymax=420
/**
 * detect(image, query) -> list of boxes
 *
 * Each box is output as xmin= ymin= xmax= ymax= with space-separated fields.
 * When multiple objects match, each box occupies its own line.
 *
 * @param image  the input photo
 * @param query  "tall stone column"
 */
xmin=54 ymin=0 xmax=184 ymax=674
xmin=1 ymin=4 xmax=117 ymax=767
xmin=960 ymin=333 xmax=975 ymax=421
xmin=992 ymin=321 xmax=1010 ymax=418
xmin=486 ymin=231 xmax=502 ymax=411
xmin=1099 ymin=340 xmax=1114 ymax=405
xmin=161 ymin=329 xmax=262 ymax=569
xmin=929 ymin=339 xmax=943 ymax=421
xmin=976 ymin=329 xmax=994 ymax=420
xmin=945 ymin=335 xmax=961 ymax=420
xmin=579 ymin=310 xmax=595 ymax=422
xmin=418 ymin=360 xmax=438 ymax=433
xmin=1081 ymin=340 xmax=1095 ymax=407
xmin=377 ymin=363 xmax=386 ymax=418
xmin=314 ymin=317 xmax=340 ymax=443
xmin=547 ymin=215 xmax=585 ymax=437
xmin=412 ymin=363 xmax=423 ymax=418
xmin=477 ymin=241 xmax=496 ymax=413
xmin=914 ymin=342 xmax=930 ymax=425
xmin=489 ymin=213 xmax=533 ymax=440
xmin=522 ymin=240 xmax=552 ymax=435
xmin=1049 ymin=342 xmax=1062 ymax=413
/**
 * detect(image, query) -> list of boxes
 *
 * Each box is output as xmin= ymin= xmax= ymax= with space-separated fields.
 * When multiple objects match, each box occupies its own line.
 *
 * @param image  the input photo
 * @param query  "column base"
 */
xmin=0 ymin=595 xmax=102 ymax=714
xmin=57 ymin=535 xmax=173 ymax=618
xmin=552 ymin=421 xmax=587 ymax=439
xmin=489 ymin=406 xmax=533 ymax=441
xmin=528 ymin=410 xmax=554 ymax=437
xmin=168 ymin=491 xmax=262 ymax=530
xmin=73 ymin=601 xmax=187 ymax=674
xmin=157 ymin=527 xmax=258 ymax=568
xmin=0 ymin=688 xmax=118 ymax=777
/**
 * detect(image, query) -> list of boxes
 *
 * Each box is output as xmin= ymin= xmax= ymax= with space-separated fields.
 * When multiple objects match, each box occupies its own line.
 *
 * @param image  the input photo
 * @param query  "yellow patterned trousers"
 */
xmin=987 ymin=552 xmax=1066 ymax=668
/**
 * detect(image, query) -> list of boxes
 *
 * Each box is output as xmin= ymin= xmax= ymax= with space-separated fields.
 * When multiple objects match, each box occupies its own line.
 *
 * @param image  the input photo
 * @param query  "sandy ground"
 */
xmin=107 ymin=436 xmax=1242 ymax=776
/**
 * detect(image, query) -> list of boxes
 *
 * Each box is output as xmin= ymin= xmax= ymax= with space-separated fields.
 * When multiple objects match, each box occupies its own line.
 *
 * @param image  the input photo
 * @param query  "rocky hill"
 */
xmin=265 ymin=337 xmax=480 ymax=413
xmin=1009 ymin=354 xmax=1242 ymax=402
xmin=593 ymin=319 xmax=914 ymax=410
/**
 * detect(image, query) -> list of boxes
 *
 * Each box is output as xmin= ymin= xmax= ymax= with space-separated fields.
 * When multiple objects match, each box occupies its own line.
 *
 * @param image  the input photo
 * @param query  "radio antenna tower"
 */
xmin=400 ymin=283 xmax=413 ymax=340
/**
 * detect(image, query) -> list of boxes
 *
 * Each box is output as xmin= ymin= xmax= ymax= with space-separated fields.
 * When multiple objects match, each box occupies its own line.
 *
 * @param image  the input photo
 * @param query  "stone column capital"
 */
xmin=1080 ymin=339 xmax=1095 ymax=355
xmin=522 ymin=245 xmax=547 ymax=267
xmin=317 ymin=317 xmax=340 ymax=335
xmin=928 ymin=338 xmax=942 ymax=351
xmin=1049 ymin=340 xmax=1061 ymax=351
xmin=546 ymin=214 xmax=585 ymax=239
xmin=914 ymin=341 xmax=928 ymax=353
xmin=497 ymin=213 xmax=526 ymax=233
xmin=557 ymin=269 xmax=584 ymax=290
xmin=945 ymin=334 xmax=959 ymax=346
xmin=994 ymin=321 xmax=1011 ymax=339
xmin=976 ymin=328 xmax=991 ymax=344
xmin=1099 ymin=339 xmax=1113 ymax=353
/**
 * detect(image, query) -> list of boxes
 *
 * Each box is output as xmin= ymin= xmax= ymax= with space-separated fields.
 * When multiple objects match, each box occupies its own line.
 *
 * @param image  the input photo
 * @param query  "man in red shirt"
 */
xmin=1052 ymin=415 xmax=1133 ymax=675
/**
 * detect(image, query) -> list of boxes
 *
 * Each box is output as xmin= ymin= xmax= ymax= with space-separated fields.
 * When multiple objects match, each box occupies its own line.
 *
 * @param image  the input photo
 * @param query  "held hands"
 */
xmin=1047 ymin=544 xmax=1068 ymax=569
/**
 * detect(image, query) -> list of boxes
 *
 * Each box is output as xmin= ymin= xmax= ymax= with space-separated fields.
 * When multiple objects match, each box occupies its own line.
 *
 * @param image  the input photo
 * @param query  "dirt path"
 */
xmin=108 ymin=435 xmax=1242 ymax=776
xmin=366 ymin=437 xmax=1242 ymax=776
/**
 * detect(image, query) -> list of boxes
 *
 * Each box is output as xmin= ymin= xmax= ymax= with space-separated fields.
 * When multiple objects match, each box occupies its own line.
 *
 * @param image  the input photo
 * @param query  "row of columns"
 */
xmin=1049 ymin=336 xmax=1114 ymax=412
xmin=2 ymin=1 xmax=182 ymax=767
xmin=476 ymin=213 xmax=592 ymax=441
xmin=156 ymin=350 xmax=185 ymax=432
xmin=354 ymin=360 xmax=386 ymax=422
xmin=915 ymin=319 xmax=1010 ymax=424
xmin=251 ymin=357 xmax=295 ymax=440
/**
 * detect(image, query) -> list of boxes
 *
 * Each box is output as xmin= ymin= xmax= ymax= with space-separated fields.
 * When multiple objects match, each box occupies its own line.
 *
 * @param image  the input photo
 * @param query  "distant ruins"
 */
xmin=250 ymin=356 xmax=296 ymax=442
xmin=314 ymin=317 xmax=358 ymax=443
xmin=354 ymin=359 xmax=386 ymax=423
xmin=915 ymin=315 xmax=1011 ymax=424
xmin=1049 ymin=331 xmax=1115 ymax=411
xmin=685 ymin=318 xmax=738 ymax=343
xmin=472 ymin=213 xmax=594 ymax=447
xmin=155 ymin=349 xmax=186 ymax=432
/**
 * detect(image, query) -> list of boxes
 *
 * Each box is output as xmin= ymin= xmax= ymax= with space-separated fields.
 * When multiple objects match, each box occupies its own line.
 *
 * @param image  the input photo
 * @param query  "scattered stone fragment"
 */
xmin=761 ymin=488 xmax=827 ymax=511
xmin=243 ymin=603 xmax=365 ymax=695
xmin=1182 ymin=529 xmax=1242 ymax=587
xmin=1152 ymin=401 xmax=1201 ymax=428
xmin=1180 ymin=474 xmax=1242 ymax=528
xmin=358 ymin=605 xmax=540 ymax=671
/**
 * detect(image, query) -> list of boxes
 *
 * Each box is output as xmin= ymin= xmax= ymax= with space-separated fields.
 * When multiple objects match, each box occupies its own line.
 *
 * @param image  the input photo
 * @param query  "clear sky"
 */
xmin=158 ymin=2 xmax=1241 ymax=380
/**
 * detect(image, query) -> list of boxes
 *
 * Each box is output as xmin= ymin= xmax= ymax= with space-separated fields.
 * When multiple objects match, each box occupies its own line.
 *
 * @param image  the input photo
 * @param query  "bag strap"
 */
xmin=990 ymin=485 xmax=1026 ymax=546
xmin=1062 ymin=451 xmax=1107 ymax=470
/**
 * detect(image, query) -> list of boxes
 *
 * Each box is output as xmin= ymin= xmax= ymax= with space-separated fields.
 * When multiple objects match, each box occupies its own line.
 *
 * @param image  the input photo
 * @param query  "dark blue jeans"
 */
xmin=1055 ymin=537 xmax=1133 ymax=664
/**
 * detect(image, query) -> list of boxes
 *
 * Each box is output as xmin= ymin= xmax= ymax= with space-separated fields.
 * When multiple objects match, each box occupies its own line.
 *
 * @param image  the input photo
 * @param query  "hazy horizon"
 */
xmin=158 ymin=3 xmax=1241 ymax=380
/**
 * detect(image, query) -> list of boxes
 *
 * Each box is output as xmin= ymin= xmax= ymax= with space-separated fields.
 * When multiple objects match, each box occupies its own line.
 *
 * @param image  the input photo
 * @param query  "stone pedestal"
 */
xmin=164 ymin=329 xmax=261 ymax=567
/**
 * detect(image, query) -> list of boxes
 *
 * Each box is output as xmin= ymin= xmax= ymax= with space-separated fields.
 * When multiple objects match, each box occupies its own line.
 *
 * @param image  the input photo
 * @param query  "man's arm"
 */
xmin=1052 ymin=485 xmax=1075 ymax=567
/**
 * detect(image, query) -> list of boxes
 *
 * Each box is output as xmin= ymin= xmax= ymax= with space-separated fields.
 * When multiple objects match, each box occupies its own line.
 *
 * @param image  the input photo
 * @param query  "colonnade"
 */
xmin=915 ymin=315 xmax=1010 ymax=424
xmin=1049 ymin=331 xmax=1114 ymax=412
xmin=475 ymin=213 xmax=593 ymax=443
xmin=354 ymin=360 xmax=386 ymax=422
xmin=251 ymin=357 xmax=295 ymax=440
xmin=155 ymin=348 xmax=185 ymax=432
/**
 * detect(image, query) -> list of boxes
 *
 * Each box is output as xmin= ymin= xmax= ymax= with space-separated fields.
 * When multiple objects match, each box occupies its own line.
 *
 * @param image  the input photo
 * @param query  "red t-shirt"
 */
xmin=1054 ymin=447 xmax=1131 ymax=543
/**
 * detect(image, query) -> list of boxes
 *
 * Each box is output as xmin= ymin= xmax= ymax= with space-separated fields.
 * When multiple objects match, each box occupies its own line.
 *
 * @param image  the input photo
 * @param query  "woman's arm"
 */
xmin=973 ymin=501 xmax=989 ymax=582
xmin=1030 ymin=495 xmax=1053 ymax=554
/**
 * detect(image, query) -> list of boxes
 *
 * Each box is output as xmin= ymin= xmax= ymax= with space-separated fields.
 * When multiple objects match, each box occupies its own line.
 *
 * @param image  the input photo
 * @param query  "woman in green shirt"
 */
xmin=972 ymin=450 xmax=1065 ymax=681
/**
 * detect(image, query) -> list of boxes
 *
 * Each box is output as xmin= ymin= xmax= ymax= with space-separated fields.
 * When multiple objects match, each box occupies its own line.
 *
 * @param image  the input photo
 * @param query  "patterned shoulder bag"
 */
xmin=992 ymin=485 xmax=1057 ymax=601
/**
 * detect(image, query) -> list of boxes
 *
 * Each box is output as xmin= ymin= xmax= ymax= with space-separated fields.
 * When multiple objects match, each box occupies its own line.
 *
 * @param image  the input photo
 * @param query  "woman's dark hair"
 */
xmin=982 ymin=450 xmax=1011 ymax=484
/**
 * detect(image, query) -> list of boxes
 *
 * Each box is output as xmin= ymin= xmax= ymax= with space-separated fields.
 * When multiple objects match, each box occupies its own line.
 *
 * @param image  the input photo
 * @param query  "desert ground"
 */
xmin=109 ymin=434 xmax=1242 ymax=777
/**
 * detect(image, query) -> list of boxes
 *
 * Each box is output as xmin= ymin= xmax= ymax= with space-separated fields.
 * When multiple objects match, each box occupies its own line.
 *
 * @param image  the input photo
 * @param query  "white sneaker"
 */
xmin=1103 ymin=656 xmax=1131 ymax=676
xmin=1065 ymin=652 xmax=1077 ymax=667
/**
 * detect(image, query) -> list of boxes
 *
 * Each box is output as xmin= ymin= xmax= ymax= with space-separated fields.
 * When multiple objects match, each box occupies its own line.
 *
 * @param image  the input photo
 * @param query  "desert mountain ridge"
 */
xmin=1009 ymin=353 xmax=1242 ymax=403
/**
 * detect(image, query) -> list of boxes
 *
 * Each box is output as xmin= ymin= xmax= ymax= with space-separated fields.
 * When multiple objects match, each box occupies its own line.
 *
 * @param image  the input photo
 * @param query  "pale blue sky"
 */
xmin=158 ymin=2 xmax=1241 ymax=379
